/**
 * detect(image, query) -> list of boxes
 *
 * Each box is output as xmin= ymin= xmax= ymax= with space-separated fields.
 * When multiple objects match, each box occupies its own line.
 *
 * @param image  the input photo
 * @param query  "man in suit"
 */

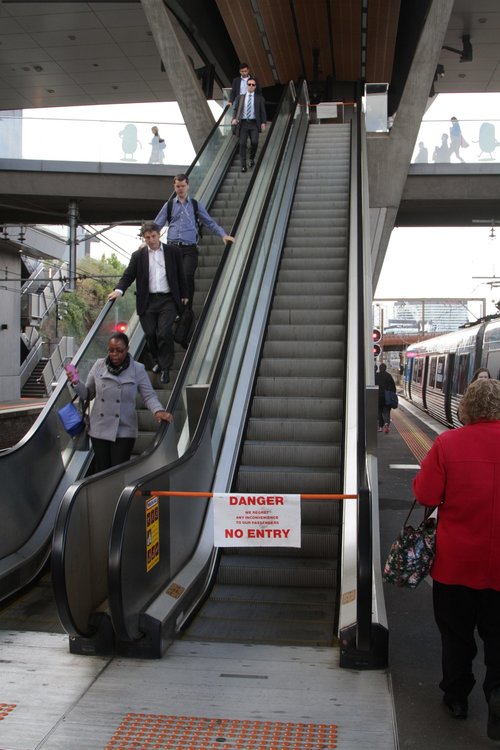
xmin=232 ymin=77 xmax=267 ymax=173
xmin=228 ymin=62 xmax=261 ymax=105
xmin=108 ymin=221 xmax=188 ymax=384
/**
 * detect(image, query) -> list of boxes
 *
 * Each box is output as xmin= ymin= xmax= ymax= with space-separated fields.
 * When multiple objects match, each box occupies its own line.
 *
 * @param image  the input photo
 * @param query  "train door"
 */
xmin=449 ymin=351 xmax=471 ymax=428
xmin=444 ymin=353 xmax=455 ymax=425
xmin=425 ymin=354 xmax=448 ymax=424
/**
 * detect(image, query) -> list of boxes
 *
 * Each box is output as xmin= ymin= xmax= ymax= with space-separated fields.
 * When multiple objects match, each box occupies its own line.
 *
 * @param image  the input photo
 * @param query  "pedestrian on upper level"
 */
xmin=149 ymin=126 xmax=166 ymax=164
xmin=449 ymin=116 xmax=468 ymax=163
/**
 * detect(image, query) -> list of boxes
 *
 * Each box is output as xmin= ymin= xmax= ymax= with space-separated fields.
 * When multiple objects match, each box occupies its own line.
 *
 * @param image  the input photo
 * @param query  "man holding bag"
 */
xmin=375 ymin=362 xmax=396 ymax=433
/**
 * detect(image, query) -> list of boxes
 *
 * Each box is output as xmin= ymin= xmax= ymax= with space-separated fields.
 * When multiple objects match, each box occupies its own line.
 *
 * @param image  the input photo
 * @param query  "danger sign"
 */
xmin=213 ymin=494 xmax=301 ymax=547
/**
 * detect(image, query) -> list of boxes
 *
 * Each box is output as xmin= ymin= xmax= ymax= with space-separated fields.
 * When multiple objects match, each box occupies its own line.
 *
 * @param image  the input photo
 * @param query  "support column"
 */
xmin=140 ymin=0 xmax=215 ymax=153
xmin=367 ymin=0 xmax=455 ymax=290
xmin=67 ymin=201 xmax=79 ymax=292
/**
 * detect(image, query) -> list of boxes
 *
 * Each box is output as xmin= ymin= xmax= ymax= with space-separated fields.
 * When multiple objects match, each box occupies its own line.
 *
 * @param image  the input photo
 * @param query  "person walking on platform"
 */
xmin=413 ymin=378 xmax=500 ymax=741
xmin=67 ymin=332 xmax=172 ymax=473
xmin=375 ymin=362 xmax=396 ymax=433
xmin=232 ymin=77 xmax=267 ymax=173
xmin=154 ymin=173 xmax=234 ymax=309
xmin=108 ymin=221 xmax=188 ymax=385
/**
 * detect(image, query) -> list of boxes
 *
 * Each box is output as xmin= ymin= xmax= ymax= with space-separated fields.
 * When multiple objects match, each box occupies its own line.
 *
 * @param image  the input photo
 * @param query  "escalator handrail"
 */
xmin=354 ymin=85 xmax=373 ymax=652
xmin=107 ymin=83 xmax=304 ymax=641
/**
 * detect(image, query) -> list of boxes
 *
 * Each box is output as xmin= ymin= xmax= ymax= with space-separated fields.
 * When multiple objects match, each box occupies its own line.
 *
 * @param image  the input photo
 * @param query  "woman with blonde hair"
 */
xmin=149 ymin=125 xmax=166 ymax=164
xmin=413 ymin=378 xmax=500 ymax=740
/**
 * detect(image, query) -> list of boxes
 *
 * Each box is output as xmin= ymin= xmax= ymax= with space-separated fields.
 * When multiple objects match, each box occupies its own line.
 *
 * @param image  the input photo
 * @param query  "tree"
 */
xmin=41 ymin=254 xmax=126 ymax=344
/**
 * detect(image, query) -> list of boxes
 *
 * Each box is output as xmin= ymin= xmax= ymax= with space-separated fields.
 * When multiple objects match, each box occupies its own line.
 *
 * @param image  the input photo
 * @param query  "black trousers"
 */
xmin=139 ymin=292 xmax=178 ymax=370
xmin=433 ymin=580 xmax=500 ymax=701
xmin=91 ymin=436 xmax=135 ymax=473
xmin=181 ymin=245 xmax=198 ymax=309
xmin=239 ymin=119 xmax=259 ymax=165
xmin=377 ymin=401 xmax=391 ymax=427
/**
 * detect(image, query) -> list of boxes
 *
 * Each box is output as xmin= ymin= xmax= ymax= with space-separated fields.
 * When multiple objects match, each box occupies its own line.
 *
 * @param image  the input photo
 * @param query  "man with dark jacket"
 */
xmin=108 ymin=221 xmax=188 ymax=384
xmin=231 ymin=77 xmax=267 ymax=172
xmin=375 ymin=362 xmax=397 ymax=433
xmin=228 ymin=62 xmax=261 ymax=105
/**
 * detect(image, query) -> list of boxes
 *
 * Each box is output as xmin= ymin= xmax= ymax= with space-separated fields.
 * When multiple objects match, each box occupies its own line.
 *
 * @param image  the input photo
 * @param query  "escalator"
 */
xmin=184 ymin=125 xmax=350 ymax=647
xmin=51 ymin=84 xmax=304 ymax=654
xmin=52 ymin=88 xmax=387 ymax=667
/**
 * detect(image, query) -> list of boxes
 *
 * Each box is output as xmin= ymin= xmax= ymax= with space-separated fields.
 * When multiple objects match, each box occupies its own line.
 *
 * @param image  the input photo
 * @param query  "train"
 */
xmin=404 ymin=315 xmax=500 ymax=428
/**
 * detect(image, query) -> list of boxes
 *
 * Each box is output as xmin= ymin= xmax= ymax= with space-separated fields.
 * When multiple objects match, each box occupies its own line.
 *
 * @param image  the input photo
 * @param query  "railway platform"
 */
xmin=0 ymin=399 xmax=497 ymax=749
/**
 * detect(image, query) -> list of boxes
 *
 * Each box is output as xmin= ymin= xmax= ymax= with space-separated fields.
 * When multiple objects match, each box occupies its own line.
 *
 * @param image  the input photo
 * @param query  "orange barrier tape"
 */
xmin=140 ymin=491 xmax=357 ymax=500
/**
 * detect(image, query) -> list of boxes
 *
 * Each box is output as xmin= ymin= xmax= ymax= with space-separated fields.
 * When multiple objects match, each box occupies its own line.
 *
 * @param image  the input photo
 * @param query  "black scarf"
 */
xmin=105 ymin=352 xmax=131 ymax=376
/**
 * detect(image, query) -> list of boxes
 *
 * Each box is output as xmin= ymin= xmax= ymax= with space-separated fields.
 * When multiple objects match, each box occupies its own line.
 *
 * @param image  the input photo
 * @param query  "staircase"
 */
xmin=183 ymin=123 xmax=351 ymax=646
xmin=21 ymin=358 xmax=49 ymax=397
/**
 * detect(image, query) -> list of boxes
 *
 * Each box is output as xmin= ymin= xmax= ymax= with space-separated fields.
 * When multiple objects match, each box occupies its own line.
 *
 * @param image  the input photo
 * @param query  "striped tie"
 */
xmin=245 ymin=94 xmax=253 ymax=119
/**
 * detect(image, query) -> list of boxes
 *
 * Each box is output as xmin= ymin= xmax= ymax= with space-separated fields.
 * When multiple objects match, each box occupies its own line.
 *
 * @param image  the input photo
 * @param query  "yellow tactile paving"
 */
xmin=391 ymin=408 xmax=434 ymax=465
xmin=104 ymin=714 xmax=338 ymax=749
xmin=0 ymin=703 xmax=17 ymax=720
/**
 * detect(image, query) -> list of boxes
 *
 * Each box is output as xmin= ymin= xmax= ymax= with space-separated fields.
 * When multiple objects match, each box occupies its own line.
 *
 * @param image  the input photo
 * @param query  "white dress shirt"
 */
xmin=148 ymin=247 xmax=170 ymax=293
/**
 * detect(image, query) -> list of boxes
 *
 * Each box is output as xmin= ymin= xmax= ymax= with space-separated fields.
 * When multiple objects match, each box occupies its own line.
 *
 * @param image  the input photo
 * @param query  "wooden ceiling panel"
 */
xmin=215 ymin=0 xmax=276 ymax=87
xmin=256 ymin=0 xmax=300 ymax=84
xmin=293 ymin=0 xmax=333 ymax=80
xmin=331 ymin=0 xmax=362 ymax=81
xmin=366 ymin=0 xmax=400 ymax=82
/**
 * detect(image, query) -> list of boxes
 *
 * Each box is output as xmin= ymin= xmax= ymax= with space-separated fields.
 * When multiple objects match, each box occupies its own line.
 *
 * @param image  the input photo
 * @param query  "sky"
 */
xmin=33 ymin=93 xmax=500 ymax=316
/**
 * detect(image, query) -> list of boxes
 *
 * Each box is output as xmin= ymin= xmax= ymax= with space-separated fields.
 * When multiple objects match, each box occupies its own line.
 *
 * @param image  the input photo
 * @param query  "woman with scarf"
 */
xmin=67 ymin=332 xmax=172 ymax=472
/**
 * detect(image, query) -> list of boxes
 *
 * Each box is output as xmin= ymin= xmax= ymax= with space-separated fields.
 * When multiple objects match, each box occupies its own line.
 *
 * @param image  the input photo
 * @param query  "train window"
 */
xmin=428 ymin=357 xmax=437 ymax=389
xmin=435 ymin=356 xmax=445 ymax=391
xmin=456 ymin=354 xmax=470 ymax=395
xmin=486 ymin=350 xmax=500 ymax=380
xmin=412 ymin=357 xmax=424 ymax=384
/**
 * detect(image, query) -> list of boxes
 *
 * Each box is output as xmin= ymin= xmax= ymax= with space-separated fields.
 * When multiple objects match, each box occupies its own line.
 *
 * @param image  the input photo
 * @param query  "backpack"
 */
xmin=166 ymin=198 xmax=203 ymax=240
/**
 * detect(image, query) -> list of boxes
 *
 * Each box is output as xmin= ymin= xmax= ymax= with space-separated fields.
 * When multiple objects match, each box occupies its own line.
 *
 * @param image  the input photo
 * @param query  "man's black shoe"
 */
xmin=152 ymin=363 xmax=161 ymax=374
xmin=443 ymin=693 xmax=468 ymax=719
xmin=161 ymin=369 xmax=170 ymax=384
xmin=241 ymin=166 xmax=247 ymax=173
xmin=249 ymin=159 xmax=255 ymax=168
xmin=487 ymin=688 xmax=500 ymax=740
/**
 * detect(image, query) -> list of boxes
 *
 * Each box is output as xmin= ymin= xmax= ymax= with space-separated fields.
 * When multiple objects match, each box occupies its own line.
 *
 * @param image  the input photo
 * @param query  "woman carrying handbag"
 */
xmin=413 ymin=378 xmax=500 ymax=740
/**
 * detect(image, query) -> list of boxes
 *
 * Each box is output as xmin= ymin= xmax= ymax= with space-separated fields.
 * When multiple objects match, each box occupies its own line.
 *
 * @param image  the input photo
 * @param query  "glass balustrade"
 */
xmin=410 ymin=118 xmax=500 ymax=164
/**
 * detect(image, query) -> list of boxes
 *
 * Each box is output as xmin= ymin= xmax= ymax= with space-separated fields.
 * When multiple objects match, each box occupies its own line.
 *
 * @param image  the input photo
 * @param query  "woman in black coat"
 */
xmin=375 ymin=363 xmax=396 ymax=433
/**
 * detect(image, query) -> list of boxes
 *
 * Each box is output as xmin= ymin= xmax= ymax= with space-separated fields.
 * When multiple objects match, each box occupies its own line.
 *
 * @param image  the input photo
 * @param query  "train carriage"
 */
xmin=405 ymin=316 xmax=500 ymax=428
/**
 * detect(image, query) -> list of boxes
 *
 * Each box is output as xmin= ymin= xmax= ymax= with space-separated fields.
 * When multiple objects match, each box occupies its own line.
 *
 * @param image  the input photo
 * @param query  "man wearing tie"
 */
xmin=231 ymin=78 xmax=267 ymax=173
xmin=108 ymin=221 xmax=188 ymax=385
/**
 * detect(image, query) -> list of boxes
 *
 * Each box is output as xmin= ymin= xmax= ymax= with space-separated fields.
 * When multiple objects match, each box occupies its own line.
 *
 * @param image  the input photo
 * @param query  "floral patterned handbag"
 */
xmin=382 ymin=500 xmax=437 ymax=588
